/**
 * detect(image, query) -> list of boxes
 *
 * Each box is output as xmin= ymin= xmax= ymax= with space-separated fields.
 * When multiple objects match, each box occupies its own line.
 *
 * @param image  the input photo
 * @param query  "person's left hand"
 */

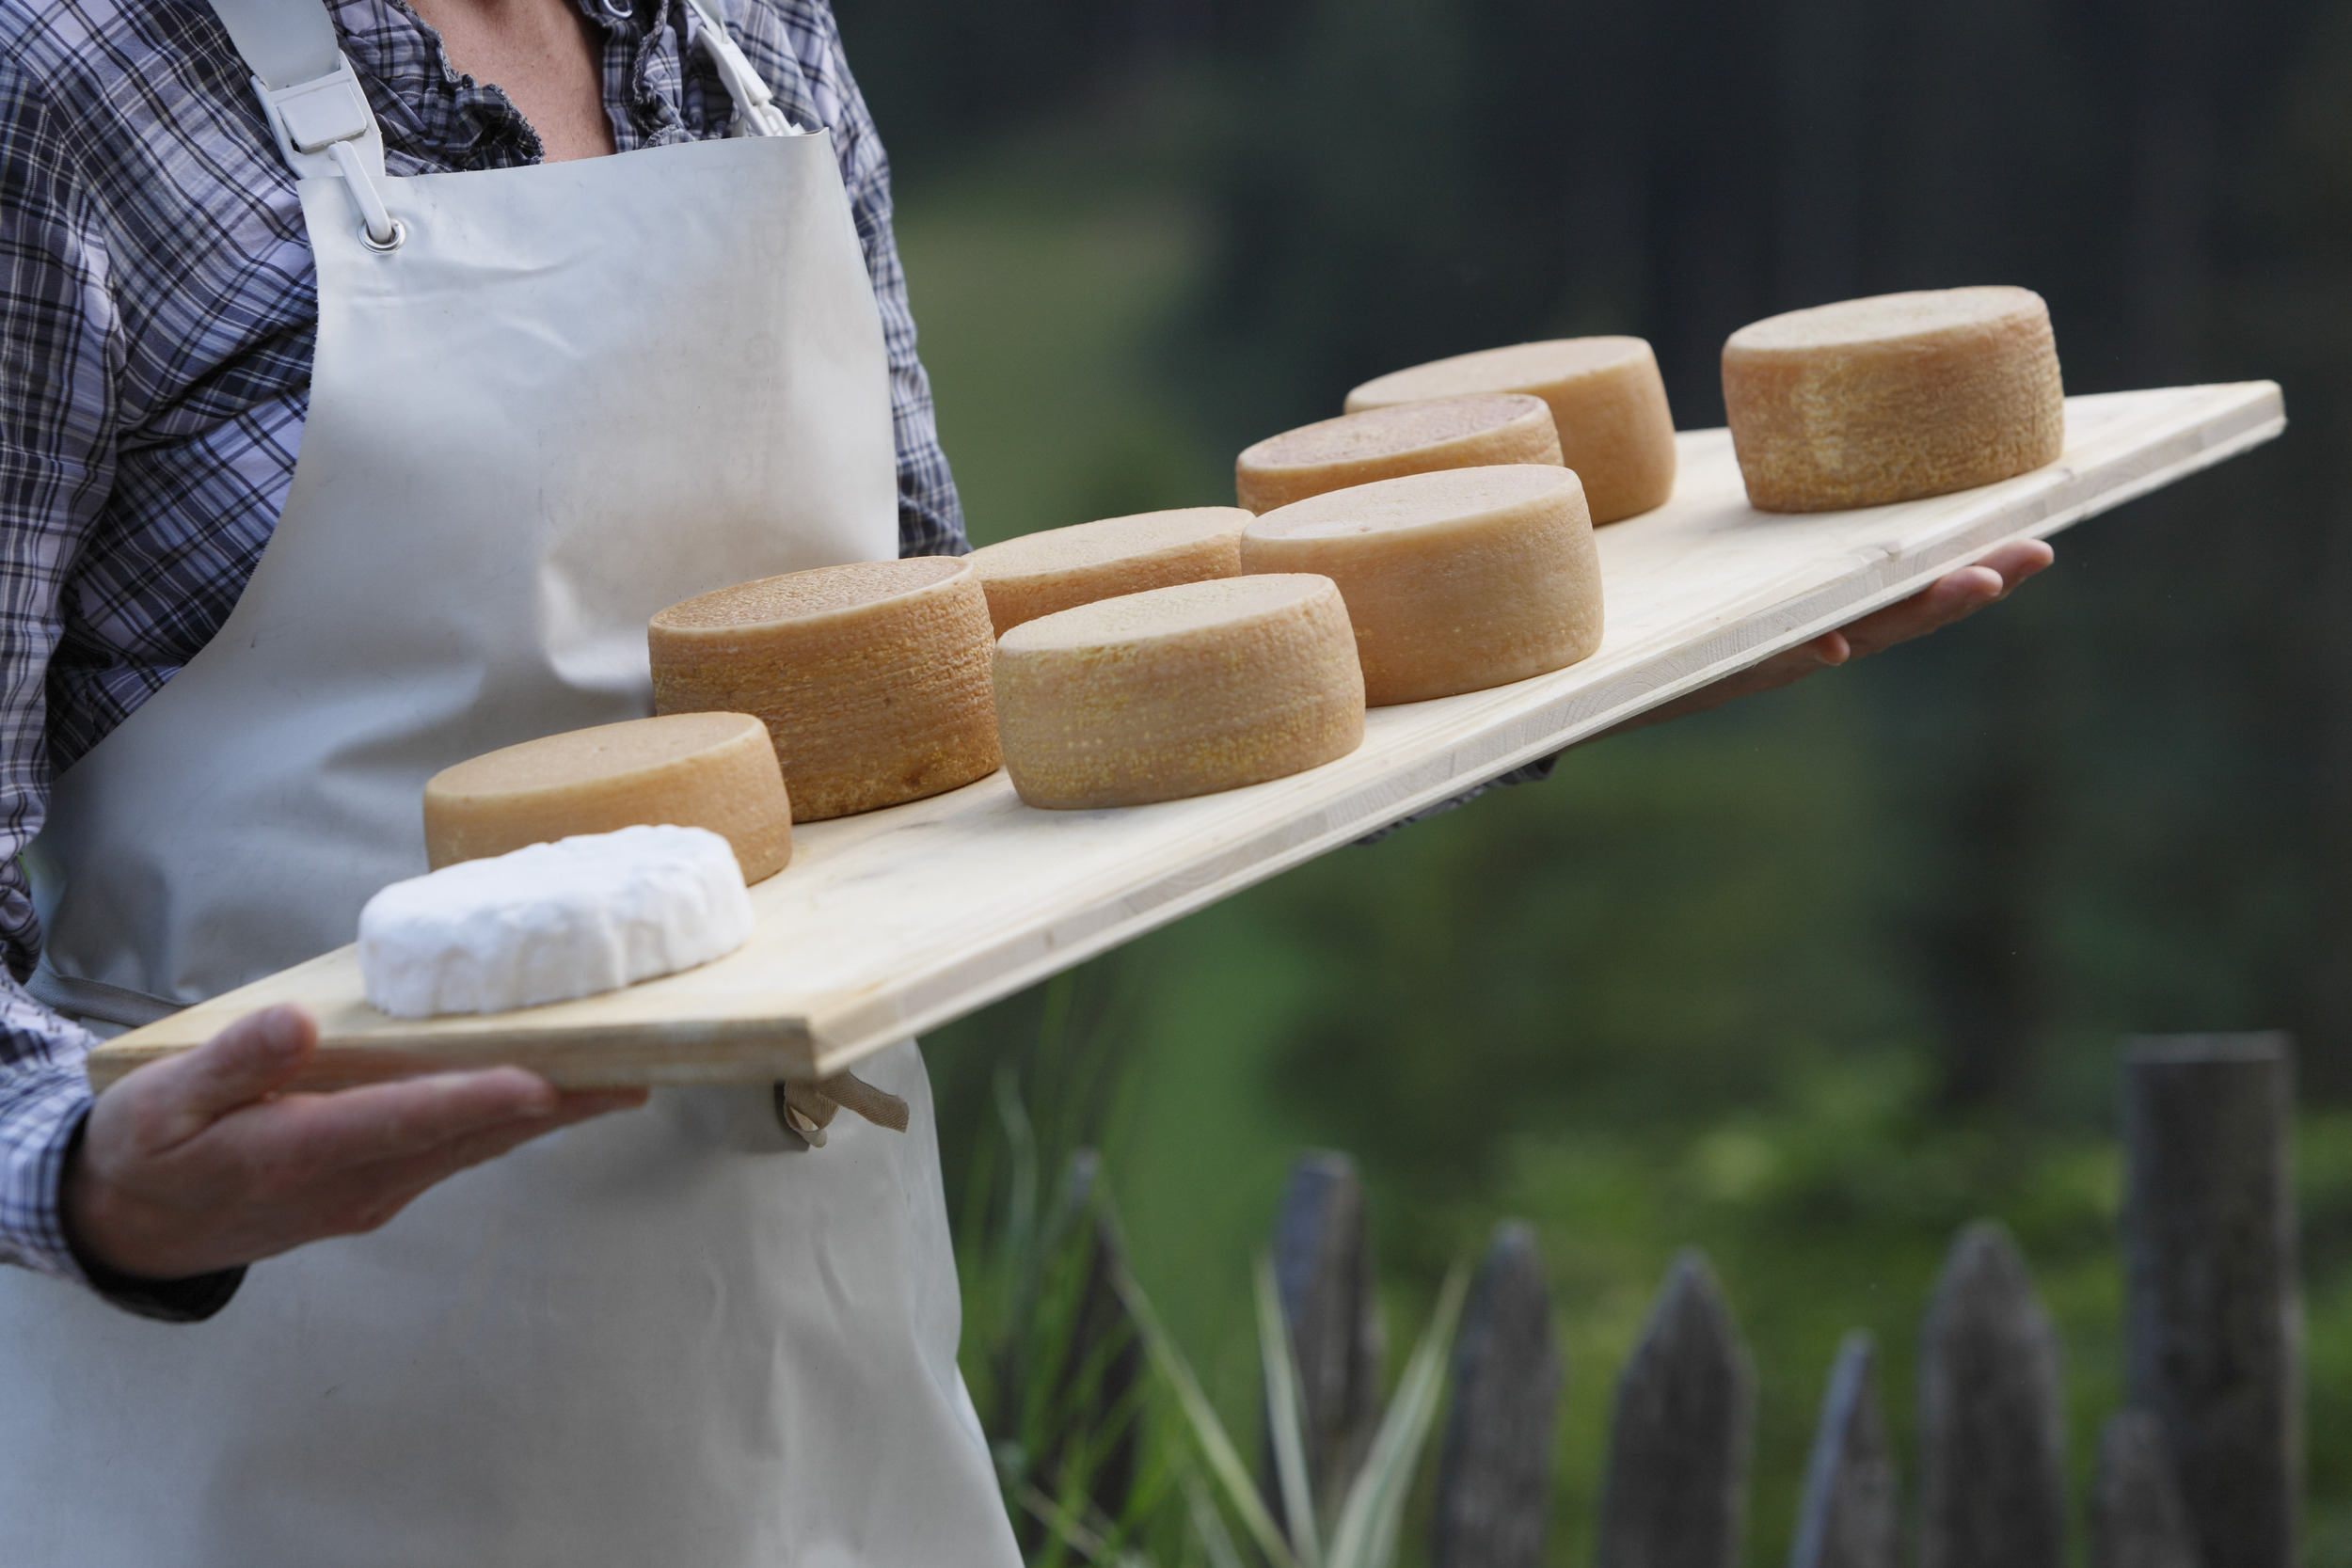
xmin=1613 ymin=537 xmax=2056 ymax=731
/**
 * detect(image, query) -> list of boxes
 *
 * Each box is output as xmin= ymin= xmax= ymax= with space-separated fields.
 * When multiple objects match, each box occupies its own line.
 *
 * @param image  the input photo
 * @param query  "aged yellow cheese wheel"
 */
xmin=423 ymin=712 xmax=792 ymax=882
xmin=993 ymin=575 xmax=1365 ymax=810
xmin=649 ymin=557 xmax=1001 ymax=822
xmin=1721 ymin=286 xmax=2064 ymax=512
xmin=1240 ymin=465 xmax=1603 ymax=707
xmin=1343 ymin=338 xmax=1677 ymax=524
xmin=967 ymin=507 xmax=1250 ymax=636
xmin=1234 ymin=394 xmax=1563 ymax=514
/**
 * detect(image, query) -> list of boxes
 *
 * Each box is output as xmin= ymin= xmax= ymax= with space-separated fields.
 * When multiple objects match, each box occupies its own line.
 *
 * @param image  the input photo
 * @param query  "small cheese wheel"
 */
xmin=993 ymin=575 xmax=1365 ymax=810
xmin=360 ymin=825 xmax=755 ymax=1019
xmin=1234 ymin=394 xmax=1563 ymax=514
xmin=649 ymin=558 xmax=1000 ymax=822
xmin=1344 ymin=338 xmax=1676 ymax=524
xmin=967 ymin=508 xmax=1250 ymax=636
xmin=1240 ymin=465 xmax=1603 ymax=706
xmin=1721 ymin=286 xmax=2064 ymax=512
xmin=425 ymin=712 xmax=792 ymax=882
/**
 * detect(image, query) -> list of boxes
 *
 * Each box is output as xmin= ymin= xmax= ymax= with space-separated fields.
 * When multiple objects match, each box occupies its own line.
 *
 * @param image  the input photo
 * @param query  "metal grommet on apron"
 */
xmin=0 ymin=3 xmax=1019 ymax=1564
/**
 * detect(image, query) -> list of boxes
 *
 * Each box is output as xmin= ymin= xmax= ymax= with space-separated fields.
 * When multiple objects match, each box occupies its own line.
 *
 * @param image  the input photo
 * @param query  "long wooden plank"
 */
xmin=86 ymin=382 xmax=2285 ymax=1091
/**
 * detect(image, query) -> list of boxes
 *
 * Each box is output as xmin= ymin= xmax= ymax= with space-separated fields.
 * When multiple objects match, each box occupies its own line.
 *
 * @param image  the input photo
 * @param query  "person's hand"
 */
xmin=1613 ymin=538 xmax=2056 ymax=732
xmin=64 ymin=1005 xmax=645 ymax=1283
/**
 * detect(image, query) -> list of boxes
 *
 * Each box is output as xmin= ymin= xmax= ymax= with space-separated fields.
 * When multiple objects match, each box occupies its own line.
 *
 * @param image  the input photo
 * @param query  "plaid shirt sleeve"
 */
xmin=0 ymin=41 xmax=240 ymax=1322
xmin=0 ymin=50 xmax=113 ymax=1294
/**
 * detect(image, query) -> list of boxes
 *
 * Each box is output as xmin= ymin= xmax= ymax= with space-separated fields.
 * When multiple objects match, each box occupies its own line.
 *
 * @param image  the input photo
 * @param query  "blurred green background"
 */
xmin=832 ymin=0 xmax=2352 ymax=1560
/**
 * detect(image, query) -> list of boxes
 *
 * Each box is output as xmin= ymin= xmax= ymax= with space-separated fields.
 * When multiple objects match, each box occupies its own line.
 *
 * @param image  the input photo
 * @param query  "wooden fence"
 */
xmin=1261 ymin=1033 xmax=2299 ymax=1568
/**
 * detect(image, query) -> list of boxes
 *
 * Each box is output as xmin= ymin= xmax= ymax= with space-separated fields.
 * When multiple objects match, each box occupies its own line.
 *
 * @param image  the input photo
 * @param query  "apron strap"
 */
xmin=207 ymin=0 xmax=341 ymax=90
xmin=206 ymin=0 xmax=401 ymax=248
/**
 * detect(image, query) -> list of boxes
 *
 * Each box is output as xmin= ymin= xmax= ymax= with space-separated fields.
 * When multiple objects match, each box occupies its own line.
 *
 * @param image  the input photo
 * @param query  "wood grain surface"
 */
xmin=84 ymin=383 xmax=2286 ymax=1092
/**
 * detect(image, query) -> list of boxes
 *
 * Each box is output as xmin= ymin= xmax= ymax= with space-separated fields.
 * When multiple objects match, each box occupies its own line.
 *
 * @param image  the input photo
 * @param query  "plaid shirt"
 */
xmin=0 ymin=0 xmax=964 ymax=1316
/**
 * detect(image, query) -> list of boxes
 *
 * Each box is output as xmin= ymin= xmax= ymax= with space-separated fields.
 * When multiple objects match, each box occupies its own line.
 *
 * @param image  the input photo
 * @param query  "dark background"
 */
xmin=832 ymin=0 xmax=2352 ymax=1558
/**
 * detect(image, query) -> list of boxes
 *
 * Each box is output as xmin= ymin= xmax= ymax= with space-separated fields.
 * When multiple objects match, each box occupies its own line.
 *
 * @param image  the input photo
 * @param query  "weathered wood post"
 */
xmin=2123 ymin=1034 xmax=2301 ymax=1568
xmin=1266 ymin=1150 xmax=1385 ymax=1534
xmin=2090 ymin=1409 xmax=2202 ymax=1568
xmin=1595 ymin=1249 xmax=1756 ymax=1568
xmin=1431 ymin=1221 xmax=1563 ymax=1568
xmin=1916 ymin=1221 xmax=2066 ymax=1568
xmin=1786 ymin=1331 xmax=1897 ymax=1568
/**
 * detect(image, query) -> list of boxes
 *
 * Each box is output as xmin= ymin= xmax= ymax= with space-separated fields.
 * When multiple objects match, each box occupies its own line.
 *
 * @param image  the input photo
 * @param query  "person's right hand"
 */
xmin=63 ymin=1005 xmax=645 ymax=1284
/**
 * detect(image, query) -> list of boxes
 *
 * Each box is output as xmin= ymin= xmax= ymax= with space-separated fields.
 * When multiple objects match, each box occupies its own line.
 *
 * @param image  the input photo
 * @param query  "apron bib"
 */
xmin=0 ymin=8 xmax=1018 ymax=1564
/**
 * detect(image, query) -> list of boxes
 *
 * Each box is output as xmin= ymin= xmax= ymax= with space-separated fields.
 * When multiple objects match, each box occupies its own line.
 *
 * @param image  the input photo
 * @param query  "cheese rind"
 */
xmin=967 ymin=508 xmax=1250 ymax=636
xmin=1240 ymin=465 xmax=1603 ymax=706
xmin=424 ymin=712 xmax=791 ymax=882
xmin=1235 ymin=395 xmax=1563 ymax=514
xmin=358 ymin=825 xmax=755 ymax=1019
xmin=1344 ymin=338 xmax=1676 ymax=524
xmin=1721 ymin=286 xmax=2064 ymax=512
xmin=648 ymin=558 xmax=1001 ymax=821
xmin=993 ymin=574 xmax=1365 ymax=810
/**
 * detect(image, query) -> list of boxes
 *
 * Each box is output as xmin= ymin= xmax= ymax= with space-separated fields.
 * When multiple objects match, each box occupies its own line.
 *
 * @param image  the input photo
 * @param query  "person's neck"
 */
xmin=406 ymin=0 xmax=617 ymax=162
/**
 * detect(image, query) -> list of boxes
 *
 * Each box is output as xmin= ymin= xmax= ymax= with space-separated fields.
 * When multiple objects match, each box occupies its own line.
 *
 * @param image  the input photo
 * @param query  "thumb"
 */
xmin=136 ymin=1005 xmax=318 ymax=1148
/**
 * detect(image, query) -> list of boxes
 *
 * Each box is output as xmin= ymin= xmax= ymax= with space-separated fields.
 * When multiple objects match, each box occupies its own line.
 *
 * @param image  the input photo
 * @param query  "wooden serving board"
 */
xmin=85 ymin=383 xmax=2285 ymax=1093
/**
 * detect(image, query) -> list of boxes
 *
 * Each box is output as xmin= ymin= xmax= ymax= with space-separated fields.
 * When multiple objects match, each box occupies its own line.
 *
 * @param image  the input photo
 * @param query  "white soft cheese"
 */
xmin=358 ymin=824 xmax=755 ymax=1018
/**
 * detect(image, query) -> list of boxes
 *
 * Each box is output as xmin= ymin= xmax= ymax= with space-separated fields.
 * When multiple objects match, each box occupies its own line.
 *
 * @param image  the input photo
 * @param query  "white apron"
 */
xmin=0 ymin=5 xmax=1019 ymax=1564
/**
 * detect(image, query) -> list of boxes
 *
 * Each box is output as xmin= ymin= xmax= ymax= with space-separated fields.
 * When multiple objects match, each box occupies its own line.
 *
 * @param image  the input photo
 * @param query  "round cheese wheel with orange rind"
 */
xmin=649 ymin=557 xmax=1000 ymax=821
xmin=1721 ymin=286 xmax=2064 ymax=512
xmin=1344 ymin=337 xmax=1676 ymax=523
xmin=967 ymin=507 xmax=1249 ymax=636
xmin=1234 ymin=394 xmax=1562 ymax=514
xmin=1240 ymin=465 xmax=1603 ymax=707
xmin=993 ymin=574 xmax=1365 ymax=810
xmin=423 ymin=712 xmax=793 ymax=882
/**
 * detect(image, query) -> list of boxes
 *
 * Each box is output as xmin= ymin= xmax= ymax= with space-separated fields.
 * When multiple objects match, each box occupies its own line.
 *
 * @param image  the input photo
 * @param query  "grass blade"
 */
xmin=1113 ymin=1259 xmax=1303 ymax=1568
xmin=1255 ymin=1254 xmax=1324 ymax=1568
xmin=1324 ymin=1263 xmax=1470 ymax=1568
xmin=1184 ymin=1470 xmax=1249 ymax=1568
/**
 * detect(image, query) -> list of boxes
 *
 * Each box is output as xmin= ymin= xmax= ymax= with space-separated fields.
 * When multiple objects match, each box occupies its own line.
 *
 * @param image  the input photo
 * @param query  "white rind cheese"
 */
xmin=358 ymin=824 xmax=755 ymax=1019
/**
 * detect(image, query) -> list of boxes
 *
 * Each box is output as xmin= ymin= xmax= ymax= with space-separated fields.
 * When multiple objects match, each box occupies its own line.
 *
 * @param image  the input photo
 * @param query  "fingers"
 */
xmin=131 ymin=1006 xmax=318 ymax=1150
xmin=1835 ymin=540 xmax=2058 ymax=660
xmin=1838 ymin=566 xmax=2003 ymax=658
xmin=260 ymin=1068 xmax=564 ymax=1169
xmin=1978 ymin=537 xmax=2057 ymax=586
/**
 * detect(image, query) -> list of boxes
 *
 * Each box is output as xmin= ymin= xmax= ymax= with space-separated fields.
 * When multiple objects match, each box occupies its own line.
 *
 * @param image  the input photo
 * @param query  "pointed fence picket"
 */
xmin=1264 ymin=1149 xmax=1388 ymax=1542
xmin=1786 ymin=1333 xmax=1898 ymax=1568
xmin=1593 ymin=1250 xmax=1756 ymax=1568
xmin=1430 ymin=1223 xmax=1561 ymax=1568
xmin=1915 ymin=1221 xmax=2070 ymax=1568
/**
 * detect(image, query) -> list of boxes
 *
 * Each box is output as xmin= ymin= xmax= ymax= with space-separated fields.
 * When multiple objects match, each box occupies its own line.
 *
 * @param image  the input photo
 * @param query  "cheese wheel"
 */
xmin=649 ymin=558 xmax=1001 ymax=822
xmin=360 ymin=825 xmax=755 ymax=1019
xmin=1240 ymin=465 xmax=1603 ymax=706
xmin=1721 ymin=286 xmax=2064 ymax=512
xmin=993 ymin=574 xmax=1365 ymax=810
xmin=425 ymin=712 xmax=792 ymax=882
xmin=1234 ymin=394 xmax=1562 ymax=514
xmin=1343 ymin=338 xmax=1676 ymax=524
xmin=967 ymin=507 xmax=1249 ymax=636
